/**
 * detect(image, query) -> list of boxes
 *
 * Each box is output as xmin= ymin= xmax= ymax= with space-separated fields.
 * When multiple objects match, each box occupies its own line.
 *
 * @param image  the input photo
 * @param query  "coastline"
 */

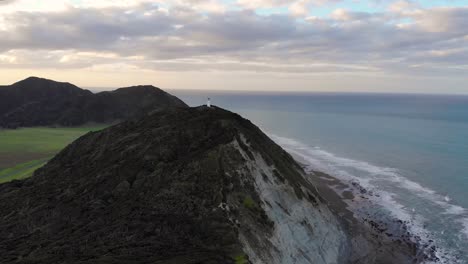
xmin=268 ymin=131 xmax=465 ymax=264
xmin=303 ymin=167 xmax=435 ymax=263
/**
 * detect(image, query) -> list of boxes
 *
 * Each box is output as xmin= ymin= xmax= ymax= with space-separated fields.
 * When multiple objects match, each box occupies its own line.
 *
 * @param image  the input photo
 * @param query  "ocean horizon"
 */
xmin=173 ymin=90 xmax=468 ymax=263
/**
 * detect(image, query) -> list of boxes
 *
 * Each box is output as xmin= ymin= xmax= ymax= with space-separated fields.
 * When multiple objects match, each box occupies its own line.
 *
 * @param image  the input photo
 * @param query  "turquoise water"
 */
xmin=173 ymin=90 xmax=468 ymax=263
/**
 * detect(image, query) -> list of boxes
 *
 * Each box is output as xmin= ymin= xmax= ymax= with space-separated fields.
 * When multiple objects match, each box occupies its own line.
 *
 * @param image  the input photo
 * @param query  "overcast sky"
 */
xmin=0 ymin=0 xmax=467 ymax=93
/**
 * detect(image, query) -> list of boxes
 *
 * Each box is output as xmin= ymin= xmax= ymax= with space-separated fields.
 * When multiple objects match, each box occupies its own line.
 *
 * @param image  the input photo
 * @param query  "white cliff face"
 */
xmin=233 ymin=137 xmax=349 ymax=264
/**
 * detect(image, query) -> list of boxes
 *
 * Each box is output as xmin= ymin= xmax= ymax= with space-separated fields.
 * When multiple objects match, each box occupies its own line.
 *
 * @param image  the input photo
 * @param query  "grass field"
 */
xmin=0 ymin=125 xmax=108 ymax=183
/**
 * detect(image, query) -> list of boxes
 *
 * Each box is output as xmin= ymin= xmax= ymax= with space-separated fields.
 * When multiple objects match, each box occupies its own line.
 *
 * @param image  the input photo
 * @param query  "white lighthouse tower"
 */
xmin=207 ymin=97 xmax=211 ymax=107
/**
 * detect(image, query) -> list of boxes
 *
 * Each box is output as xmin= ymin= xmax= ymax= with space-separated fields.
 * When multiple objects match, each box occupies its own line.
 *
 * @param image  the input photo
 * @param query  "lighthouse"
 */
xmin=207 ymin=97 xmax=211 ymax=107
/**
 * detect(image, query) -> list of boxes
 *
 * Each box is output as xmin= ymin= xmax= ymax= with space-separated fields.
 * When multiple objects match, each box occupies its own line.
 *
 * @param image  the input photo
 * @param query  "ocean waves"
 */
xmin=269 ymin=133 xmax=468 ymax=264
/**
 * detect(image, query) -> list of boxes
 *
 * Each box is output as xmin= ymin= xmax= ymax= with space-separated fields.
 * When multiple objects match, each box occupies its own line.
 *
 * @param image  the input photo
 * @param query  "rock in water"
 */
xmin=0 ymin=106 xmax=410 ymax=264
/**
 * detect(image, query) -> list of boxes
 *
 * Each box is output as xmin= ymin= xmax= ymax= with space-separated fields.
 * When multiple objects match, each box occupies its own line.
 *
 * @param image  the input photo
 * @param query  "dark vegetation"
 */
xmin=0 ymin=77 xmax=187 ymax=128
xmin=0 ymin=106 xmax=308 ymax=263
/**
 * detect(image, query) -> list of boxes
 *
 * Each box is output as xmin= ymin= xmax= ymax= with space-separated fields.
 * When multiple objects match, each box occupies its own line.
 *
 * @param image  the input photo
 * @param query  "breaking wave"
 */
xmin=269 ymin=133 xmax=468 ymax=264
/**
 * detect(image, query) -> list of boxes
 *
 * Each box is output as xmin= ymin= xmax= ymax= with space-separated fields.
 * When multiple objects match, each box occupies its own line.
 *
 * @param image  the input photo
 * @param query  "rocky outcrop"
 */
xmin=0 ymin=77 xmax=187 ymax=128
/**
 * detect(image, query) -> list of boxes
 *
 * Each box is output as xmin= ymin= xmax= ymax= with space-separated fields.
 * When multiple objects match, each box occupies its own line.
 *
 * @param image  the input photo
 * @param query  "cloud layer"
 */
xmin=0 ymin=0 xmax=467 ymax=91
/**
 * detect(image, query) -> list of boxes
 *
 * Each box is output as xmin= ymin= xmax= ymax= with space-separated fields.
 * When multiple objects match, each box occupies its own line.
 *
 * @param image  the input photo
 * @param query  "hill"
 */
xmin=0 ymin=77 xmax=187 ymax=128
xmin=0 ymin=106 xmax=415 ymax=263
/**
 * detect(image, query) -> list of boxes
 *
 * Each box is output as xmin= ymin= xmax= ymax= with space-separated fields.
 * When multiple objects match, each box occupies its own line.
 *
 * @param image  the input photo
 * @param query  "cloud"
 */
xmin=236 ymin=0 xmax=293 ymax=9
xmin=236 ymin=0 xmax=340 ymax=9
xmin=0 ymin=1 xmax=466 ymax=80
xmin=289 ymin=0 xmax=311 ymax=17
xmin=388 ymin=0 xmax=419 ymax=13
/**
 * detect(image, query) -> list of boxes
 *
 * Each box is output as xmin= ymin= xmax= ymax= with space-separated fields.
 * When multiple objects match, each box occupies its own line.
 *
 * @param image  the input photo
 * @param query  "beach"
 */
xmin=306 ymin=168 xmax=439 ymax=263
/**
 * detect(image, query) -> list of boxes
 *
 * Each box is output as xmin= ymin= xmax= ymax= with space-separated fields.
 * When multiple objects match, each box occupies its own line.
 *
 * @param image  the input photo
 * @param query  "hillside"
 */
xmin=0 ymin=77 xmax=187 ymax=128
xmin=0 ymin=106 xmax=415 ymax=264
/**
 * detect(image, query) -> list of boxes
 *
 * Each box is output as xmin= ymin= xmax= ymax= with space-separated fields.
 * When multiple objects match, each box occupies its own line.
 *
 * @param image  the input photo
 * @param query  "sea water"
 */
xmin=173 ymin=90 xmax=468 ymax=263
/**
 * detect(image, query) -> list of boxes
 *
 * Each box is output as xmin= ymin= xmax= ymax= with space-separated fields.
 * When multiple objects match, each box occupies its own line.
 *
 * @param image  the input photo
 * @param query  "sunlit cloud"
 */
xmin=0 ymin=0 xmax=467 ymax=92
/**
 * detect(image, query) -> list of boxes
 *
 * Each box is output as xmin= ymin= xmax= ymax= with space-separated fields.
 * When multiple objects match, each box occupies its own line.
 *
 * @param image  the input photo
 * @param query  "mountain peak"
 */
xmin=13 ymin=76 xmax=78 ymax=88
xmin=20 ymin=76 xmax=52 ymax=82
xmin=21 ymin=76 xmax=54 ymax=82
xmin=113 ymin=85 xmax=164 ymax=93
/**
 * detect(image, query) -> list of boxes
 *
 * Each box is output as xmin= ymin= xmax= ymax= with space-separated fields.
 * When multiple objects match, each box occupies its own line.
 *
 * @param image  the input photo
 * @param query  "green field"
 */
xmin=0 ymin=125 xmax=108 ymax=183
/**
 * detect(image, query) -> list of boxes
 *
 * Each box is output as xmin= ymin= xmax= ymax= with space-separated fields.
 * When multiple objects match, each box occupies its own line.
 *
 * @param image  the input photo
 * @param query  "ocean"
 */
xmin=172 ymin=90 xmax=468 ymax=263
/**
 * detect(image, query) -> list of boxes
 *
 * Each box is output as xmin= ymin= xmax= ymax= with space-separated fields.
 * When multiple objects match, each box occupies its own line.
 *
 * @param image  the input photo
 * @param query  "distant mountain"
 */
xmin=0 ymin=77 xmax=187 ymax=128
xmin=0 ymin=106 xmax=415 ymax=263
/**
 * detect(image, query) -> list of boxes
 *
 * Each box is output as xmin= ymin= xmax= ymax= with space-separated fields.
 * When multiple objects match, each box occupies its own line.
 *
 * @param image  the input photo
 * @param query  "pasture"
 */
xmin=0 ymin=125 xmax=107 ymax=183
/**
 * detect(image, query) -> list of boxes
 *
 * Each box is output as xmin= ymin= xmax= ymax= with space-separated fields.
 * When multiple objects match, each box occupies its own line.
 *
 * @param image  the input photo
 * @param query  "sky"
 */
xmin=0 ymin=0 xmax=467 ymax=93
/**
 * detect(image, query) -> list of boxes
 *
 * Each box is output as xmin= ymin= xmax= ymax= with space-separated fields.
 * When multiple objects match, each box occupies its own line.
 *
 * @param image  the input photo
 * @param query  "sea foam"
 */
xmin=268 ymin=133 xmax=467 ymax=264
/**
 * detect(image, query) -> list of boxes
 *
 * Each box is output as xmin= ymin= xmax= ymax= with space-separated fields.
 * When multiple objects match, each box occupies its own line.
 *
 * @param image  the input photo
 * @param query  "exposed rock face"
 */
xmin=0 ymin=77 xmax=187 ymax=128
xmin=235 ymin=142 xmax=348 ymax=264
xmin=0 ymin=106 xmax=413 ymax=264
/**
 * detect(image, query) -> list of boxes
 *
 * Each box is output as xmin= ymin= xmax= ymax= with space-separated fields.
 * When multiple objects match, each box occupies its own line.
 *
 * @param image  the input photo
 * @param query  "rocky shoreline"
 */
xmin=305 ymin=168 xmax=441 ymax=263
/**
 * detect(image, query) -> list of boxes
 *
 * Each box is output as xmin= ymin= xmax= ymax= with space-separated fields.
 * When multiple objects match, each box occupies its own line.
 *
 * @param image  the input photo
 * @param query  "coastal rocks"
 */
xmin=308 ymin=171 xmax=438 ymax=263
